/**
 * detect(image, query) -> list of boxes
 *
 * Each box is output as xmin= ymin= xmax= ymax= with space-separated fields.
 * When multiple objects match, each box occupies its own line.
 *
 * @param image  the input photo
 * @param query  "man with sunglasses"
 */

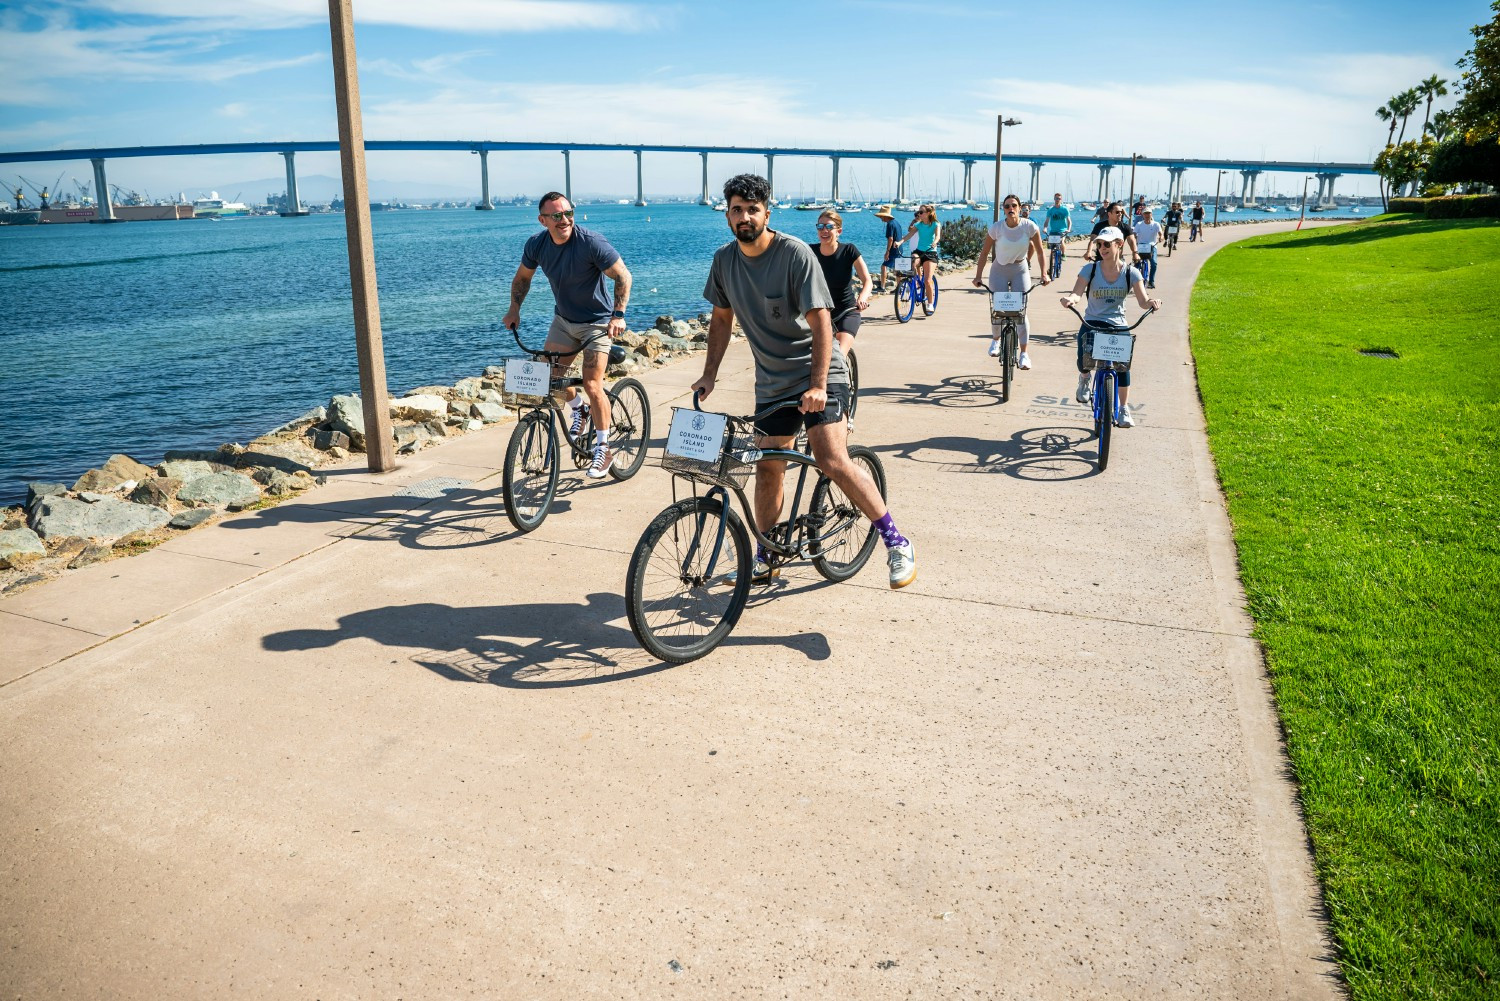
xmin=691 ymin=173 xmax=917 ymax=590
xmin=1083 ymin=202 xmax=1140 ymax=265
xmin=502 ymin=192 xmax=633 ymax=478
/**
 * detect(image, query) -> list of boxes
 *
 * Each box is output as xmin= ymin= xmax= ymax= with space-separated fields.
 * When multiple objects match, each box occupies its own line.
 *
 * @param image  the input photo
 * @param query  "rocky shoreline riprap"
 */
xmin=0 ymin=314 xmax=717 ymax=595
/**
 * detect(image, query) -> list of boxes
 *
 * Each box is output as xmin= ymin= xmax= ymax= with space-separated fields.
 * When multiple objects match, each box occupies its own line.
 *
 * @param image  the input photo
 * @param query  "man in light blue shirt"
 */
xmin=1043 ymin=192 xmax=1072 ymax=236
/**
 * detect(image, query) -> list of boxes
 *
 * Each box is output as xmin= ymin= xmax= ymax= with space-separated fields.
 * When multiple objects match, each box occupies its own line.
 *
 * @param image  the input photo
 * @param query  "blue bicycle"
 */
xmin=1063 ymin=302 xmax=1154 ymax=471
xmin=1046 ymin=233 xmax=1066 ymax=280
xmin=892 ymin=252 xmax=939 ymax=323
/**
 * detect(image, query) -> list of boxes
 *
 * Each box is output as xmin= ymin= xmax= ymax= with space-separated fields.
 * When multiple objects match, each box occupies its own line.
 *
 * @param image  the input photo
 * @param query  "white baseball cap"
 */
xmin=1096 ymin=226 xmax=1125 ymax=242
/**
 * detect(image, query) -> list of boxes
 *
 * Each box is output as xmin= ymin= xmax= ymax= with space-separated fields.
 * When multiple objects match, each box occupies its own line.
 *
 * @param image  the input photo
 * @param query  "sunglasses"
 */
xmin=814 ymin=222 xmax=838 ymax=231
xmin=542 ymin=210 xmax=575 ymax=221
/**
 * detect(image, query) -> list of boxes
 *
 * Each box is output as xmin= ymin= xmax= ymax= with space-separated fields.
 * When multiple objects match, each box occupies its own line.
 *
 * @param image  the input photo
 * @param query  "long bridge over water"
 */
xmin=0 ymin=141 xmax=1376 ymax=220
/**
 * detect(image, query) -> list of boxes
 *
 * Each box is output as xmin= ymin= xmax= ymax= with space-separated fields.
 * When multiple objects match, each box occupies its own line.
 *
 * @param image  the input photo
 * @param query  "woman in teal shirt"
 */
xmin=904 ymin=204 xmax=942 ymax=315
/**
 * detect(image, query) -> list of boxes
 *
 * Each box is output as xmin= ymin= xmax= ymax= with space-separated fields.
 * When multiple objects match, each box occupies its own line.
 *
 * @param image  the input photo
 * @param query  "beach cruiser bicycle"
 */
xmin=500 ymin=324 xmax=651 ymax=532
xmin=976 ymin=281 xmax=1031 ymax=404
xmin=1047 ymin=233 xmax=1066 ymax=280
xmin=891 ymin=252 xmax=939 ymax=323
xmin=624 ymin=393 xmax=887 ymax=663
xmin=1165 ymin=221 xmax=1180 ymax=255
xmin=1062 ymin=301 xmax=1154 ymax=472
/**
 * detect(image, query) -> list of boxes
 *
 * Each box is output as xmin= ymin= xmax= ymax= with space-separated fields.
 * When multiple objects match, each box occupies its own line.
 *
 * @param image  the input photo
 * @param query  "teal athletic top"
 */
xmin=1044 ymin=204 xmax=1071 ymax=235
xmin=914 ymin=220 xmax=938 ymax=252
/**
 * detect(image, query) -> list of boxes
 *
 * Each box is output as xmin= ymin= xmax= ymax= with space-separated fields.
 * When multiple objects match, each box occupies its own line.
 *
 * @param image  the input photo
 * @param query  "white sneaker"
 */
xmin=887 ymin=540 xmax=916 ymax=590
xmin=1115 ymin=408 xmax=1135 ymax=428
xmin=568 ymin=403 xmax=590 ymax=437
xmin=988 ymin=339 xmax=1001 ymax=358
xmin=586 ymin=443 xmax=613 ymax=479
xmin=1017 ymin=351 xmax=1032 ymax=370
xmin=1075 ymin=373 xmax=1092 ymax=403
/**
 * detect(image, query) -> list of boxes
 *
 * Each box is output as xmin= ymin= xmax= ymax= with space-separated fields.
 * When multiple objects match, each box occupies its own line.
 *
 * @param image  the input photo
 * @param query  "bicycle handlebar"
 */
xmin=692 ymin=387 xmax=819 ymax=425
xmin=974 ymin=280 xmax=1042 ymax=298
xmin=1061 ymin=301 xmax=1157 ymax=330
xmin=506 ymin=323 xmax=625 ymax=364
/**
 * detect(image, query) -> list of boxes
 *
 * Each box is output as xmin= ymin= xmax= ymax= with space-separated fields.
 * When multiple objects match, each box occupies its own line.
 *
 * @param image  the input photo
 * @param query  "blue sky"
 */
xmin=0 ymin=0 xmax=1483 ymax=200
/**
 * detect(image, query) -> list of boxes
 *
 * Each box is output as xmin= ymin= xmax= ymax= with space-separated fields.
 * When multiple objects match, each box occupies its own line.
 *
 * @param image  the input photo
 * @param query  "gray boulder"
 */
xmin=390 ymin=394 xmax=448 ymax=421
xmin=654 ymin=315 xmax=674 ymax=332
xmin=130 ymin=477 xmax=183 ymax=509
xmin=0 ymin=528 xmax=46 ymax=569
xmin=69 ymin=543 xmax=112 ymax=568
xmin=158 ymin=458 xmax=226 ymax=481
xmin=478 ymin=388 xmax=506 ymax=405
xmin=235 ymin=439 xmax=321 ymax=474
xmin=32 ymin=496 xmax=171 ymax=542
xmin=26 ymin=483 xmax=67 ymax=511
xmin=671 ymin=319 xmax=693 ymax=339
xmin=79 ymin=492 xmax=110 ymax=504
xmin=311 ymin=428 xmax=351 ymax=452
xmin=472 ymin=401 xmax=511 ymax=424
xmin=483 ymin=364 xmax=505 ymax=378
xmin=328 ymin=394 xmax=366 ymax=438
xmin=73 ymin=454 xmax=155 ymax=493
xmin=177 ymin=471 xmax=261 ymax=509
xmin=169 ymin=508 xmax=215 ymax=530
xmin=454 ymin=377 xmax=484 ymax=398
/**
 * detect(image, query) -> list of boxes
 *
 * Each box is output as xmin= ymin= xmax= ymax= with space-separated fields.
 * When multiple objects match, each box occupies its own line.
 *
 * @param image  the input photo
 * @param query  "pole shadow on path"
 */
xmin=869 ymin=425 xmax=1099 ymax=481
xmin=261 ymin=592 xmax=831 ymax=688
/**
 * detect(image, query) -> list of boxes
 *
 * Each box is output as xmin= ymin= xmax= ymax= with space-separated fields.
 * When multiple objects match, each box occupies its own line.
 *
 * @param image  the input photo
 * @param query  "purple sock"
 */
xmin=873 ymin=513 xmax=908 ymax=549
xmin=756 ymin=544 xmax=768 ymax=564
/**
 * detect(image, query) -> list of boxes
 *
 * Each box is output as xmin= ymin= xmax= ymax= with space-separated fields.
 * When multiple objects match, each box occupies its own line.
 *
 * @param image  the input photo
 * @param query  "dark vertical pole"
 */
xmin=1213 ymin=171 xmax=1223 ymax=228
xmin=1298 ymin=175 xmax=1310 ymax=231
xmin=1127 ymin=153 xmax=1137 ymax=217
xmin=993 ymin=116 xmax=1003 ymax=223
xmin=328 ymin=0 xmax=394 ymax=471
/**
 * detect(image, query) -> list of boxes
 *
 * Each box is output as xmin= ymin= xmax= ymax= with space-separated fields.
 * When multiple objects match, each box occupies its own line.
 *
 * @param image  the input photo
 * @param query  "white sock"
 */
xmin=569 ymin=396 xmax=586 ymax=411
xmin=595 ymin=430 xmax=608 ymax=446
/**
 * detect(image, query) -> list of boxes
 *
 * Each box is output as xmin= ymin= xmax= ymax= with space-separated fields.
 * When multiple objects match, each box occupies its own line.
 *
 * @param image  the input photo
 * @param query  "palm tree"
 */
xmin=1376 ymin=102 xmax=1397 ymax=146
xmin=1394 ymin=88 xmax=1421 ymax=143
xmin=1418 ymin=75 xmax=1449 ymax=134
xmin=1428 ymin=108 xmax=1453 ymax=142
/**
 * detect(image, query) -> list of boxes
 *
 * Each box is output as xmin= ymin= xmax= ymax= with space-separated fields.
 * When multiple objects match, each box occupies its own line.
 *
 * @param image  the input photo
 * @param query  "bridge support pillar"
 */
xmin=831 ymin=156 xmax=841 ymax=203
xmin=699 ymin=152 xmax=711 ymax=205
xmin=1240 ymin=169 xmax=1261 ymax=207
xmin=961 ymin=160 xmax=975 ymax=204
xmin=896 ymin=158 xmax=908 ymax=202
xmin=765 ymin=154 xmax=775 ymax=202
xmin=1167 ymin=167 xmax=1187 ymax=204
xmin=1028 ymin=161 xmax=1044 ymax=205
xmin=1097 ymin=163 xmax=1113 ymax=204
xmin=635 ymin=149 xmax=646 ymax=206
xmin=280 ymin=151 xmax=307 ymax=216
xmin=563 ymin=150 xmax=572 ymax=205
xmin=90 ymin=158 xmax=115 ymax=222
xmin=1317 ymin=172 xmax=1340 ymax=208
xmin=475 ymin=149 xmax=493 ymax=210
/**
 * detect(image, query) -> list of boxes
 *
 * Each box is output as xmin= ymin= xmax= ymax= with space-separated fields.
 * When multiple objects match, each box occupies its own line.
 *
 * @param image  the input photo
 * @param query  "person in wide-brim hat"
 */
xmin=874 ymin=204 xmax=895 ymax=220
xmin=874 ymin=205 xmax=900 ymax=292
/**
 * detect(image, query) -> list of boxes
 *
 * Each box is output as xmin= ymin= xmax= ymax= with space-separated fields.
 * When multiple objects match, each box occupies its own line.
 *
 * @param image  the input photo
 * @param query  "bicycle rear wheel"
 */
xmin=626 ymin=495 xmax=752 ymax=664
xmin=809 ymin=445 xmax=886 ymax=583
xmin=1095 ymin=370 xmax=1116 ymax=472
xmin=927 ymin=277 xmax=940 ymax=313
xmin=894 ymin=279 xmax=915 ymax=323
xmin=845 ymin=349 xmax=860 ymax=420
xmin=603 ymin=377 xmax=652 ymax=480
xmin=503 ymin=411 xmax=559 ymax=533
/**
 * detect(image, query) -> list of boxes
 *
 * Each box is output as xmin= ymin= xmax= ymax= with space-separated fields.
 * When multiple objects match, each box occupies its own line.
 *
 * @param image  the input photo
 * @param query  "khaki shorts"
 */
xmin=546 ymin=315 xmax=612 ymax=356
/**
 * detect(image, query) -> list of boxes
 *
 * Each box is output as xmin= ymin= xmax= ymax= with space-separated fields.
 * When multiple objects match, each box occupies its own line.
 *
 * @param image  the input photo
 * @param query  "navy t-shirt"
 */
xmin=883 ymin=219 xmax=902 ymax=258
xmin=520 ymin=225 xmax=621 ymax=324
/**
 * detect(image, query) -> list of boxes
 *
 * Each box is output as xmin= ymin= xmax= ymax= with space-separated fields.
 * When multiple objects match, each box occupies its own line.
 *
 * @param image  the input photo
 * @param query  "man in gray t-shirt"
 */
xmin=691 ymin=173 xmax=916 ymax=590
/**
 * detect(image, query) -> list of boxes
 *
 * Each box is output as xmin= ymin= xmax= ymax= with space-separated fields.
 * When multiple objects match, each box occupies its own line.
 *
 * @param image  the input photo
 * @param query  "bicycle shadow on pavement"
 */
xmin=261 ymin=592 xmax=830 ymax=688
xmin=859 ymin=374 xmax=1008 ymax=410
xmin=870 ymin=425 xmax=1099 ymax=480
xmin=352 ymin=480 xmax=586 ymax=551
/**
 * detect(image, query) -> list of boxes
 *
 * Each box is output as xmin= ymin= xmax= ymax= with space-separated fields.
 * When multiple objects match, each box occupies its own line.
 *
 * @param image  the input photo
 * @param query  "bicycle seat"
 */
xmin=608 ymin=343 xmax=628 ymax=365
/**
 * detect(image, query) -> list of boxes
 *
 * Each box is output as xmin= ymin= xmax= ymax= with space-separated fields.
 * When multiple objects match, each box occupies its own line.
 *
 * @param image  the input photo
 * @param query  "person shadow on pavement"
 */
xmin=869 ymin=425 xmax=1097 ymax=480
xmin=261 ymin=592 xmax=831 ymax=688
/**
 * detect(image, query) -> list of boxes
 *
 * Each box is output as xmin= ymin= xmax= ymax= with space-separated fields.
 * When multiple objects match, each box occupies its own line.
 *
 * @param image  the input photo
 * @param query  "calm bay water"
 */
xmin=0 ymin=200 xmax=1358 ymax=505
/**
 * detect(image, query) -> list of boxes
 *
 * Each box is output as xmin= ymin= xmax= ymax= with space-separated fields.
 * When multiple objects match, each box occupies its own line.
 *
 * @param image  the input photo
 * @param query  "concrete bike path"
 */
xmin=0 ymin=220 xmax=1341 ymax=999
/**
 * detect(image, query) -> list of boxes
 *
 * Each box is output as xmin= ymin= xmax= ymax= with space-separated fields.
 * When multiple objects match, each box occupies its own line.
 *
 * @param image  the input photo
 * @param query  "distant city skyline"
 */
xmin=1 ymin=0 xmax=1481 ymax=200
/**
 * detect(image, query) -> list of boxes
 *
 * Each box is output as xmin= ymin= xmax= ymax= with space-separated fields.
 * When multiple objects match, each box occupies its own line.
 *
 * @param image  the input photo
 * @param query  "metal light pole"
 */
xmin=328 ymin=0 xmax=395 ymax=470
xmin=1213 ymin=170 xmax=1226 ymax=228
xmin=1298 ymin=175 xmax=1311 ymax=231
xmin=993 ymin=115 xmax=1020 ymax=222
xmin=1127 ymin=152 xmax=1138 ymax=219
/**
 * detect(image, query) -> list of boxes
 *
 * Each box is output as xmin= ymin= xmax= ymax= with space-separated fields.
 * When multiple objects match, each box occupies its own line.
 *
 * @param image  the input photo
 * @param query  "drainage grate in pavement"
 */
xmin=1358 ymin=348 xmax=1400 ymax=359
xmin=394 ymin=477 xmax=474 ymax=498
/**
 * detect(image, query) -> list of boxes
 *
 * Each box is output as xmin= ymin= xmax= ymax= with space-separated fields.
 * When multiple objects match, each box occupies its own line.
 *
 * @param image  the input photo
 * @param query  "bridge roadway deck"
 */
xmin=0 ymin=221 xmax=1340 ymax=998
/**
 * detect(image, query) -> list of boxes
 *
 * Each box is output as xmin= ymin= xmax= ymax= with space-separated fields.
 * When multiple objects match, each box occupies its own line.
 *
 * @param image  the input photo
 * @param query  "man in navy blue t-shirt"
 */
xmin=503 ymin=192 xmax=633 ymax=478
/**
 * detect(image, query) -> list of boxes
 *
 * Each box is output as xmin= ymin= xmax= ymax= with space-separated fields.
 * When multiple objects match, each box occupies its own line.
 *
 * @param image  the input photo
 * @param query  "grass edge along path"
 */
xmin=1190 ymin=215 xmax=1498 ymax=1000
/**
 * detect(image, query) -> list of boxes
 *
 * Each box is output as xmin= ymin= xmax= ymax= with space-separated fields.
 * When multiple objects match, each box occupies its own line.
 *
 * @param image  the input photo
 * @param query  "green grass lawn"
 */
xmin=1191 ymin=214 xmax=1499 ymax=999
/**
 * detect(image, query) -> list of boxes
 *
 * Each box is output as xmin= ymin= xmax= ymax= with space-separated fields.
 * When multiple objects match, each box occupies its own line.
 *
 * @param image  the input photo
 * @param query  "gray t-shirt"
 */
xmin=520 ymin=225 xmax=620 ymax=324
xmin=1079 ymin=261 xmax=1143 ymax=327
xmin=702 ymin=232 xmax=846 ymax=408
xmin=703 ymin=231 xmax=848 ymax=407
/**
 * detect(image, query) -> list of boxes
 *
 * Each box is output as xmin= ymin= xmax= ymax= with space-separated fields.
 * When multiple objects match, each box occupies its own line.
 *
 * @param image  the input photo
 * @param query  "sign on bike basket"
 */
xmin=1091 ymin=331 xmax=1134 ymax=364
xmin=893 ymin=256 xmax=912 ymax=273
xmin=660 ymin=408 xmax=757 ymax=489
xmin=1048 ymin=235 xmax=1062 ymax=245
xmin=505 ymin=359 xmax=550 ymax=398
xmin=991 ymin=290 xmax=1024 ymax=315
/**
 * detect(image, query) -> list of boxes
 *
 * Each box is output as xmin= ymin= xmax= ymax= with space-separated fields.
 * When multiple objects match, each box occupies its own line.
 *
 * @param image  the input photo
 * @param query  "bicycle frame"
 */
xmin=507 ymin=324 xmax=625 ymax=462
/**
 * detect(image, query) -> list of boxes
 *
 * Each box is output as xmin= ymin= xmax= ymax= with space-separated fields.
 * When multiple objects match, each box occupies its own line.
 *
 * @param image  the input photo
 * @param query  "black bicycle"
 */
xmin=625 ymin=393 xmax=886 ymax=664
xmin=976 ymin=280 xmax=1034 ymax=404
xmin=500 ymin=324 xmax=651 ymax=532
xmin=1062 ymin=302 xmax=1154 ymax=471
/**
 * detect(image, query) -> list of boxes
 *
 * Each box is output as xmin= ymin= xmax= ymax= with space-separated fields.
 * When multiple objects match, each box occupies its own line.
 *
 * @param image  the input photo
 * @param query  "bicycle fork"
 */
xmin=681 ymin=486 xmax=733 ymax=586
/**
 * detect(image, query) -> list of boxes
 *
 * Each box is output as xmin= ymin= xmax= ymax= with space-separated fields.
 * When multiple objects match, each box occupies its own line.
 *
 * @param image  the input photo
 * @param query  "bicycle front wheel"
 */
xmin=626 ymin=495 xmax=752 ymax=664
xmin=604 ymin=377 xmax=652 ymax=480
xmin=503 ymin=411 xmax=559 ymax=533
xmin=1000 ymin=324 xmax=1016 ymax=403
xmin=809 ymin=445 xmax=886 ymax=583
xmin=1096 ymin=371 xmax=1116 ymax=472
xmin=895 ymin=279 xmax=915 ymax=323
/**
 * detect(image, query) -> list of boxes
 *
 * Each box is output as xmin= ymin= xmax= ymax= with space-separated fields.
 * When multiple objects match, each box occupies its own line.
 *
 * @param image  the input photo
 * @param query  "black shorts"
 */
xmin=833 ymin=309 xmax=862 ymax=337
xmin=754 ymin=385 xmax=851 ymax=437
xmin=912 ymin=249 xmax=939 ymax=265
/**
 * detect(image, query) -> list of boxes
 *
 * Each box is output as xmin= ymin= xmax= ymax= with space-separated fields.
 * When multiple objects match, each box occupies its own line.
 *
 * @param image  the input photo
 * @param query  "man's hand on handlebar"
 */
xmin=799 ymin=386 xmax=827 ymax=414
xmin=606 ymin=316 xmax=626 ymax=339
xmin=690 ymin=376 xmax=714 ymax=403
xmin=501 ymin=308 xmax=520 ymax=332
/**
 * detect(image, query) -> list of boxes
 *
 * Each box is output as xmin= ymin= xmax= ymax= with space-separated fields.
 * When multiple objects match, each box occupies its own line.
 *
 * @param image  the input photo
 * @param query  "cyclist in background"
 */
xmin=874 ymin=204 xmax=902 ymax=293
xmin=1059 ymin=226 xmax=1162 ymax=428
xmin=972 ymin=194 xmax=1050 ymax=368
xmin=1043 ymin=192 xmax=1071 ymax=277
xmin=905 ymin=204 xmax=942 ymax=315
xmin=1134 ymin=207 xmax=1163 ymax=289
xmin=1190 ymin=200 xmax=1205 ymax=242
xmin=1162 ymin=201 xmax=1184 ymax=250
xmin=810 ymin=208 xmax=873 ymax=357
xmin=1084 ymin=203 xmax=1140 ymax=265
